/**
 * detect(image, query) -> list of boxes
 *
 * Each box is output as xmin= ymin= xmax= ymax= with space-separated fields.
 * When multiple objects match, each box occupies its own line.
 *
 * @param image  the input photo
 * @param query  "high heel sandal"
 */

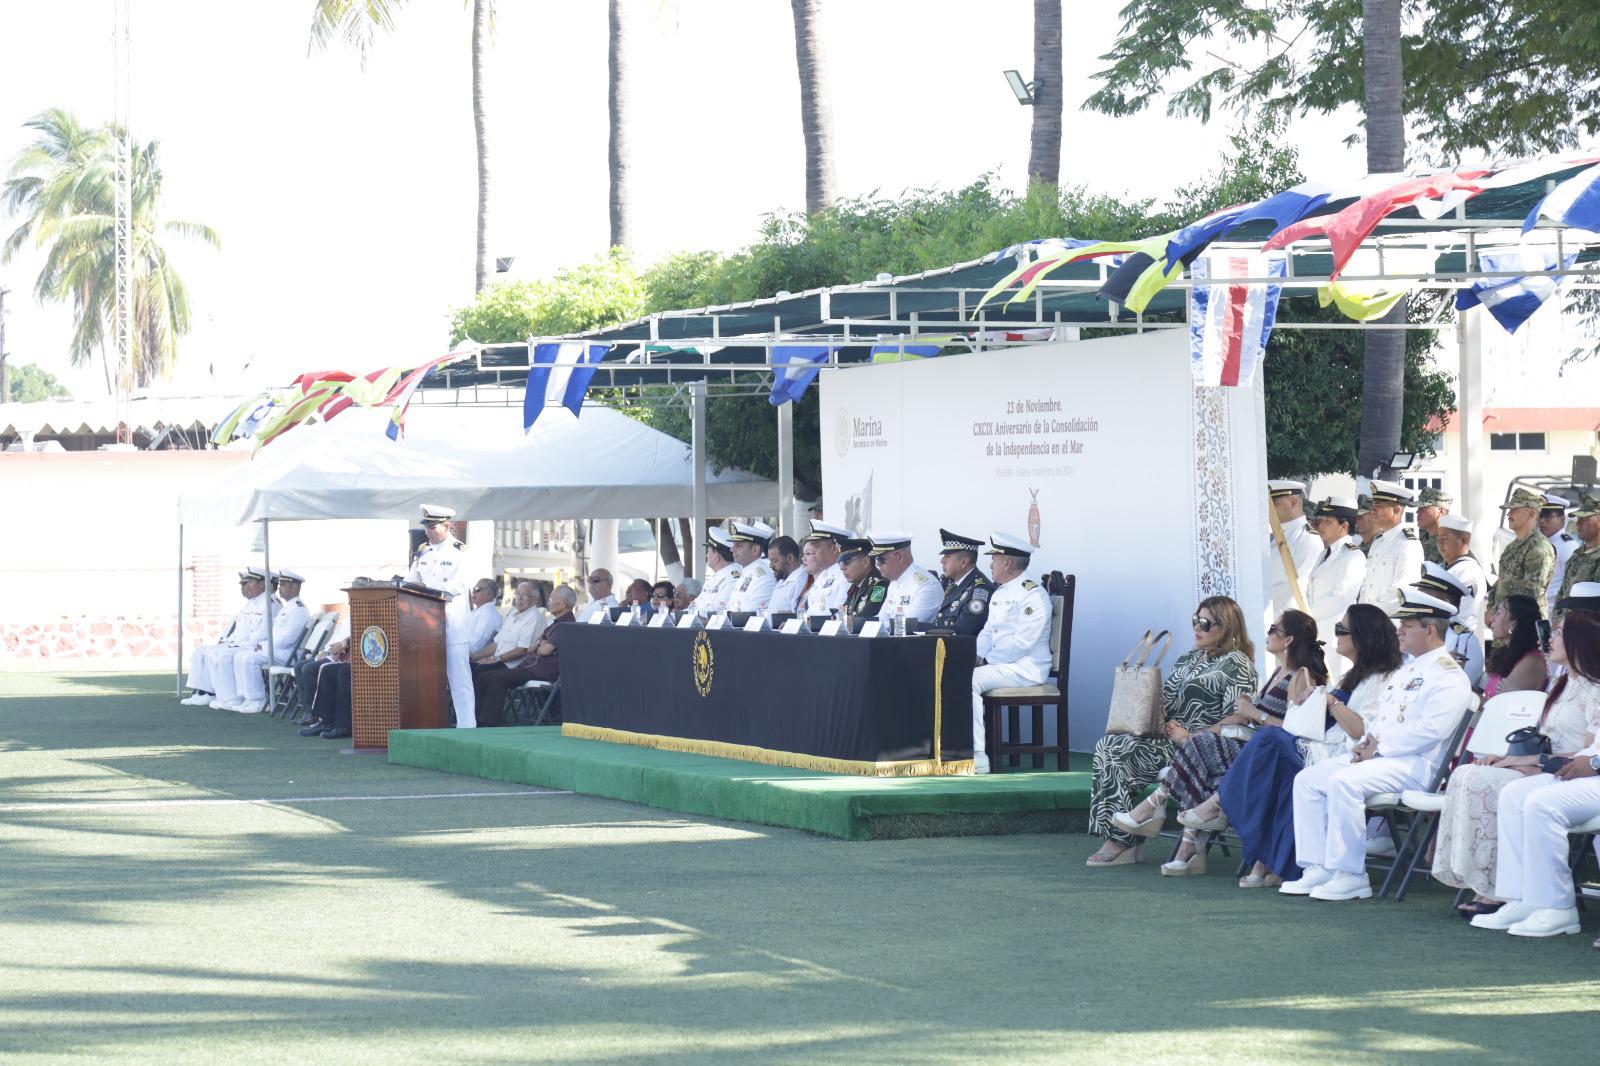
xmin=1238 ymin=872 xmax=1282 ymax=889
xmin=1110 ymin=791 xmax=1169 ymax=838
xmin=1086 ymin=843 xmax=1144 ymax=868
xmin=1160 ymin=831 xmax=1208 ymax=877
xmin=1178 ymin=806 xmax=1229 ymax=833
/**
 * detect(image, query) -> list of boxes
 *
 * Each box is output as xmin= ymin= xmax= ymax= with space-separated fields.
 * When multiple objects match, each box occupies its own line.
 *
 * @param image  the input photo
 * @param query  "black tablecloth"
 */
xmin=559 ymin=625 xmax=976 ymax=765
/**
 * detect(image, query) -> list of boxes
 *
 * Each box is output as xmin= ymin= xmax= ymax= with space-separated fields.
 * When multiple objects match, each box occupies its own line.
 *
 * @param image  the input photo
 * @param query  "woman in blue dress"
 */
xmin=1208 ymin=603 xmax=1402 ymax=886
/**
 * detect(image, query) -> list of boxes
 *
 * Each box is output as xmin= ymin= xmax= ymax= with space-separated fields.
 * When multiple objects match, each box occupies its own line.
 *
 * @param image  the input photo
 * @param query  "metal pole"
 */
xmin=691 ymin=380 xmax=708 ymax=556
xmin=176 ymin=522 xmax=183 ymax=696
xmin=262 ymin=518 xmax=274 ymax=668
xmin=776 ymin=399 xmax=795 ymax=535
xmin=1457 ymin=304 xmax=1485 ymax=537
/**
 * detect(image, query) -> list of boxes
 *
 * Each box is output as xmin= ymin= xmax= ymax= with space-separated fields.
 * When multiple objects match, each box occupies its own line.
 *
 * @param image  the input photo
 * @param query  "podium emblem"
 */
xmin=691 ymin=629 xmax=715 ymax=697
xmin=359 ymin=625 xmax=389 ymax=668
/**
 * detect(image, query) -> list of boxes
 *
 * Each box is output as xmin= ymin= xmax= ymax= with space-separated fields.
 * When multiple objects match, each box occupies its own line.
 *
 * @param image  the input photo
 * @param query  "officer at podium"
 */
xmin=407 ymin=504 xmax=478 ymax=728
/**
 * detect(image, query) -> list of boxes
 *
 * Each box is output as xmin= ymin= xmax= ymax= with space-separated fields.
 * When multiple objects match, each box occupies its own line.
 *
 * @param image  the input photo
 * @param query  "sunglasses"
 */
xmin=587 ymin=576 xmax=606 ymax=583
xmin=1334 ymin=622 xmax=1351 ymax=637
xmin=1267 ymin=624 xmax=1284 ymax=637
xmin=1191 ymin=615 xmax=1217 ymax=632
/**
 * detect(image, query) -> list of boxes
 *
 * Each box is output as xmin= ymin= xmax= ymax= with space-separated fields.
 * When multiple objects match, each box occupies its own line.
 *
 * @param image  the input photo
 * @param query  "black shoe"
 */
xmin=320 ymin=727 xmax=351 ymax=739
xmin=297 ymin=723 xmax=326 ymax=737
xmin=294 ymin=715 xmax=316 ymax=726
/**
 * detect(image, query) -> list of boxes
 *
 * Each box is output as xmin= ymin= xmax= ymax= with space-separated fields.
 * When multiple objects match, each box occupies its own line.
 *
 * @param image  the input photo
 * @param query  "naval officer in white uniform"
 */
xmin=868 ymin=531 xmax=942 ymax=624
xmin=969 ymin=532 xmax=1053 ymax=775
xmin=1356 ymin=480 xmax=1424 ymax=615
xmin=1281 ymin=587 xmax=1472 ymax=901
xmin=224 ymin=569 xmax=312 ymax=714
xmin=183 ymin=567 xmax=274 ymax=707
xmin=1303 ymin=496 xmax=1366 ymax=673
xmin=800 ymin=521 xmax=853 ymax=617
xmin=726 ymin=521 xmax=777 ymax=613
xmin=1541 ymin=494 xmax=1580 ymax=616
xmin=407 ymin=505 xmax=478 ymax=727
xmin=1268 ymin=480 xmax=1322 ymax=614
xmin=691 ymin=528 xmax=743 ymax=617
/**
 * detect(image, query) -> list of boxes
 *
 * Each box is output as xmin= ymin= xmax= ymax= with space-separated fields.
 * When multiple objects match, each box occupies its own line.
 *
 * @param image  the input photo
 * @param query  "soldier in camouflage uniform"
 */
xmin=1415 ymin=486 xmax=1452 ymax=567
xmin=1354 ymin=494 xmax=1376 ymax=556
xmin=839 ymin=538 xmax=887 ymax=625
xmin=1491 ymin=487 xmax=1557 ymax=619
xmin=1554 ymin=494 xmax=1600 ymax=620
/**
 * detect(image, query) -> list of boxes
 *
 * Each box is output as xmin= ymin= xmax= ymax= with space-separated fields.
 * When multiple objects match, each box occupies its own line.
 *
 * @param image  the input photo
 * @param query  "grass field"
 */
xmin=3 ymin=671 xmax=1598 ymax=1064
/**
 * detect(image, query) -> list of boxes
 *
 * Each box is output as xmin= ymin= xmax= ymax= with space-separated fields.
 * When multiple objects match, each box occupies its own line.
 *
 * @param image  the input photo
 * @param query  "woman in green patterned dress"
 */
xmin=1085 ymin=596 xmax=1259 ymax=866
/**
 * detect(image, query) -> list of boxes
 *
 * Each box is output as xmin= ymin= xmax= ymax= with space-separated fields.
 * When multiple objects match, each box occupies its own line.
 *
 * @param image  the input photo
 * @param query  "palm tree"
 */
xmin=789 ymin=0 xmax=836 ymax=215
xmin=609 ymin=0 xmax=632 ymax=249
xmin=3 ymin=109 xmax=218 ymax=387
xmin=1358 ymin=0 xmax=1406 ymax=481
xmin=310 ymin=0 xmax=494 ymax=292
xmin=1027 ymin=0 xmax=1062 ymax=186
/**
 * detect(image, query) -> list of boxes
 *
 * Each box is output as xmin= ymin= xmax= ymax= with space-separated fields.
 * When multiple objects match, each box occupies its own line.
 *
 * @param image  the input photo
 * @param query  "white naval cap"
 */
xmin=705 ymin=526 xmax=734 ymax=551
xmin=1558 ymin=581 xmax=1600 ymax=613
xmin=1391 ymin=587 xmax=1456 ymax=620
xmin=237 ymin=566 xmax=268 ymax=581
xmin=420 ymin=504 xmax=457 ymax=524
xmin=802 ymin=520 xmax=854 ymax=545
xmin=984 ymin=531 xmax=1035 ymax=558
xmin=730 ymin=521 xmax=774 ymax=547
xmin=273 ymin=568 xmax=306 ymax=584
xmin=1368 ymin=479 xmax=1417 ymax=505
xmin=867 ymin=530 xmax=913 ymax=555
xmin=1542 ymin=493 xmax=1573 ymax=511
xmin=1439 ymin=514 xmax=1473 ymax=534
xmin=1316 ymin=495 xmax=1360 ymax=520
xmin=1417 ymin=561 xmax=1470 ymax=601
xmin=1267 ymin=479 xmax=1308 ymax=497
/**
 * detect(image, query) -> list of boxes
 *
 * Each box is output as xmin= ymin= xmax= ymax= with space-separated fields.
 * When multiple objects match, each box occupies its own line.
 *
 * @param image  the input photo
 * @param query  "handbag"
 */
xmin=1282 ymin=687 xmax=1328 ymax=740
xmin=1104 ymin=629 xmax=1173 ymax=737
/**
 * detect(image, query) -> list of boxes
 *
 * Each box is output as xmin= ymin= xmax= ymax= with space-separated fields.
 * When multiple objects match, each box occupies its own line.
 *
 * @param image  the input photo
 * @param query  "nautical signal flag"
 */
xmin=1456 ymin=245 xmax=1580 ymax=335
xmin=768 ymin=345 xmax=832 ymax=405
xmin=1188 ymin=253 xmax=1286 ymax=388
xmin=523 ymin=342 xmax=611 ymax=430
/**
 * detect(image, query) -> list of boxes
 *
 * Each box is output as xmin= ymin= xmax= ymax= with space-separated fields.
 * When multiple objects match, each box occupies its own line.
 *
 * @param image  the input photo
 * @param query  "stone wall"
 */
xmin=1 ymin=614 xmax=228 ymax=665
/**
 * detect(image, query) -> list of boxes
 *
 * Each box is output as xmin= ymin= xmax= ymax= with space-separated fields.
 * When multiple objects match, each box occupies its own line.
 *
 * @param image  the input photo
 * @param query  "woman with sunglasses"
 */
xmin=1435 ymin=605 xmax=1600 ymax=919
xmin=1116 ymin=609 xmax=1328 ymax=876
xmin=1086 ymin=597 xmax=1258 ymax=867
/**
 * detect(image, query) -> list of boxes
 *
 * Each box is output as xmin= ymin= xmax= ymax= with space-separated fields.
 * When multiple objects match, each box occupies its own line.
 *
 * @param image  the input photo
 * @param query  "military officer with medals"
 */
xmin=182 ymin=566 xmax=274 ymax=707
xmin=1282 ymin=586 xmax=1472 ymax=901
xmin=869 ymin=531 xmax=942 ymax=624
xmin=726 ymin=521 xmax=777 ymax=613
xmin=932 ymin=528 xmax=993 ymax=636
xmin=224 ymin=569 xmax=312 ymax=714
xmin=407 ymin=504 xmax=478 ymax=728
xmin=691 ymin=527 xmax=744 ymax=617
xmin=1540 ymin=493 xmax=1580 ymax=616
xmin=1491 ymin=487 xmax=1557 ymax=620
xmin=1268 ymin=479 xmax=1322 ymax=614
xmin=1554 ymin=495 xmax=1600 ymax=619
xmin=1415 ymin=561 xmax=1486 ymax=688
xmin=1356 ymin=480 xmax=1424 ymax=615
xmin=801 ymin=520 xmax=853 ymax=617
xmin=970 ymin=532 xmax=1053 ymax=775
xmin=839 ymin=538 xmax=887 ymax=624
xmin=1303 ymin=497 xmax=1366 ymax=673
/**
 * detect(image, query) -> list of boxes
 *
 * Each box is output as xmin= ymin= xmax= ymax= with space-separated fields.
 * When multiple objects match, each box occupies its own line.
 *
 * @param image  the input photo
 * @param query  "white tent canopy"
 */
xmin=177 ymin=404 xmax=776 ymax=525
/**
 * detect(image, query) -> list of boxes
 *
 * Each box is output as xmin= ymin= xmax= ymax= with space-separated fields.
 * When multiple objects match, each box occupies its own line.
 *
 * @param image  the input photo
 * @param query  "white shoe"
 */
xmin=1470 ymin=901 xmax=1539 ymax=930
xmin=180 ymin=693 xmax=213 ymax=706
xmin=1309 ymin=871 xmax=1373 ymax=901
xmin=211 ymin=698 xmax=242 ymax=711
xmin=234 ymin=700 xmax=265 ymax=715
xmin=972 ymin=754 xmax=991 ymax=776
xmin=1507 ymin=906 xmax=1582 ymax=938
xmin=1279 ymin=866 xmax=1334 ymax=895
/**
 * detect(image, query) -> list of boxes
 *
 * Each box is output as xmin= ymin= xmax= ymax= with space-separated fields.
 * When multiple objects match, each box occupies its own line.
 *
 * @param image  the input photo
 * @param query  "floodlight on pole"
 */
xmin=495 ymin=256 xmax=515 ymax=274
xmin=1389 ymin=451 xmax=1416 ymax=471
xmin=1004 ymin=69 xmax=1037 ymax=106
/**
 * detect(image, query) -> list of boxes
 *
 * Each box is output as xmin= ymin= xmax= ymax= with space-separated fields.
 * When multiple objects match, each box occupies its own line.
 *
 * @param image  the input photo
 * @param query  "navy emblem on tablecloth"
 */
xmin=691 ymin=629 xmax=715 ymax=698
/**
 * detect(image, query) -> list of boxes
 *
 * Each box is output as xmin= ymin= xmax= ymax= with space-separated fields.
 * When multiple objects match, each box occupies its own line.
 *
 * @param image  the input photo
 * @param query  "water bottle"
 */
xmin=631 ymin=603 xmax=642 ymax=626
xmin=893 ymin=602 xmax=906 ymax=637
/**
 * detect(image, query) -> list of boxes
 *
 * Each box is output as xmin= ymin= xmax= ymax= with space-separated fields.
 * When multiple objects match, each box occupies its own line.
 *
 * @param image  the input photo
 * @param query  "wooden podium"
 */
xmin=346 ymin=584 xmax=449 ymax=750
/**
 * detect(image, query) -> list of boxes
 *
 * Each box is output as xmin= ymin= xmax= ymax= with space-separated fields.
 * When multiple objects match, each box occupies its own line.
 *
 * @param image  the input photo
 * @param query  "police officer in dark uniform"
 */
xmin=931 ymin=528 xmax=993 ymax=635
xmin=840 ymin=537 xmax=887 ymax=624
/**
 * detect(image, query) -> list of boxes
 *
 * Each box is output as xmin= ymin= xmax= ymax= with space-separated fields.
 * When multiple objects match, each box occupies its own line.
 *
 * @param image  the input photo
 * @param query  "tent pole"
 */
xmin=777 ymin=398 xmax=795 ymax=535
xmin=262 ymin=518 xmax=274 ymax=668
xmin=1457 ymin=304 xmax=1484 ymax=536
xmin=691 ymin=380 xmax=707 ymax=557
xmin=176 ymin=522 xmax=184 ymax=697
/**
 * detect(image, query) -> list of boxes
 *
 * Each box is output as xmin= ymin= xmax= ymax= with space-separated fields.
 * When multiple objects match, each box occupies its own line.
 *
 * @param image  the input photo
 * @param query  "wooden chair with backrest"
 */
xmin=982 ymin=571 xmax=1075 ymax=771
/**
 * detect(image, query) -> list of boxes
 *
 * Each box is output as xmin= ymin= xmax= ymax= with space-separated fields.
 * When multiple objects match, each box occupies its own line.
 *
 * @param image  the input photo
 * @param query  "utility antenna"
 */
xmin=113 ymin=0 xmax=133 ymax=442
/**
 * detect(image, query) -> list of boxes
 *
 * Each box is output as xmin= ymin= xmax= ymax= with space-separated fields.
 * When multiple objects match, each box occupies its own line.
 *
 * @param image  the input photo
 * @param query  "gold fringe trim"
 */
xmin=561 ymin=722 xmax=974 ymax=777
xmin=933 ymin=636 xmax=947 ymax=767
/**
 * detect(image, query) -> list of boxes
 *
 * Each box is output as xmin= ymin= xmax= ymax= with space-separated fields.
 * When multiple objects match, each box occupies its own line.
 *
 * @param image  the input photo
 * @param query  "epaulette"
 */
xmin=1559 ymin=532 xmax=1576 ymax=542
xmin=1402 ymin=527 xmax=1418 ymax=541
xmin=912 ymin=570 xmax=928 ymax=585
xmin=1344 ymin=541 xmax=1362 ymax=550
xmin=1437 ymin=655 xmax=1459 ymax=670
xmin=1022 ymin=579 xmax=1038 ymax=589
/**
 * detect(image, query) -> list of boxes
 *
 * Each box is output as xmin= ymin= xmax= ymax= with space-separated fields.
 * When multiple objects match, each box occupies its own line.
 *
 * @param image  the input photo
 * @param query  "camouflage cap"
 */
xmin=1355 ymin=494 xmax=1374 ymax=515
xmin=1574 ymin=494 xmax=1600 ymax=519
xmin=1500 ymin=487 xmax=1547 ymax=511
xmin=1416 ymin=486 xmax=1452 ymax=507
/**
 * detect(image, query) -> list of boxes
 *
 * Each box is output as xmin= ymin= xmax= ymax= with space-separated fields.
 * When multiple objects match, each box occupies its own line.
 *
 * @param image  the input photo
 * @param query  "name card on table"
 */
xmin=818 ymin=620 xmax=846 ymax=637
xmin=857 ymin=621 xmax=883 ymax=639
xmin=648 ymin=612 xmax=670 ymax=628
xmin=706 ymin=613 xmax=731 ymax=630
xmin=779 ymin=619 xmax=806 ymax=635
xmin=615 ymin=610 xmax=637 ymax=626
xmin=742 ymin=615 xmax=769 ymax=633
xmin=587 ymin=609 xmax=609 ymax=625
xmin=676 ymin=612 xmax=700 ymax=629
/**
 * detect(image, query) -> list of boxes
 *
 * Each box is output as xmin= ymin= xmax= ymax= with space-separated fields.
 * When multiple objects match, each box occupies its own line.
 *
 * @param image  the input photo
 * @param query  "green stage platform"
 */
xmin=387 ymin=727 xmax=1093 ymax=841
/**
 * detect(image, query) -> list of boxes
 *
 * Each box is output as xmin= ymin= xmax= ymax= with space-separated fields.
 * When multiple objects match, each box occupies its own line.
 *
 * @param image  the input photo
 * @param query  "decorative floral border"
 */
xmin=1190 ymin=385 xmax=1238 ymax=601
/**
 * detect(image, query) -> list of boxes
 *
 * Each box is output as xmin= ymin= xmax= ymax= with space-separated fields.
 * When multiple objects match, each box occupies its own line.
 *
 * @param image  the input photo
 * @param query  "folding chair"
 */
xmin=266 ymin=612 xmax=335 ymax=719
xmin=505 ymin=679 xmax=562 ymax=726
xmin=1568 ymin=813 xmax=1600 ymax=912
xmin=982 ymin=572 xmax=1074 ymax=771
xmin=1367 ymin=693 xmax=1485 ymax=900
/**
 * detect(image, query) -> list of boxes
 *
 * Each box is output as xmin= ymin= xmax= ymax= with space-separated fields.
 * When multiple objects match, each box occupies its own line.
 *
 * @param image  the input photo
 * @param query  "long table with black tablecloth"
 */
xmin=557 ymin=625 xmax=977 ymax=776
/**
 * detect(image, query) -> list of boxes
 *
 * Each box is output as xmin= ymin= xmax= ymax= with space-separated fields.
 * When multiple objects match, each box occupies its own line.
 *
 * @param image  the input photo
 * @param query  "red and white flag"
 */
xmin=1188 ymin=253 xmax=1286 ymax=388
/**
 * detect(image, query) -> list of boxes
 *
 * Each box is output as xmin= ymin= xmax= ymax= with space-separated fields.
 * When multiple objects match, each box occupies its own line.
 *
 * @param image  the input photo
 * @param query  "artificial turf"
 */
xmin=3 ymin=671 xmax=1599 ymax=1064
xmin=387 ymin=726 xmax=1093 ymax=840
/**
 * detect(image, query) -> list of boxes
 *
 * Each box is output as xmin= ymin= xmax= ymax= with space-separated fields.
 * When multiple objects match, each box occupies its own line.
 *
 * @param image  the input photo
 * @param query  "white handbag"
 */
xmin=1282 ymin=686 xmax=1328 ymax=741
xmin=1103 ymin=630 xmax=1174 ymax=737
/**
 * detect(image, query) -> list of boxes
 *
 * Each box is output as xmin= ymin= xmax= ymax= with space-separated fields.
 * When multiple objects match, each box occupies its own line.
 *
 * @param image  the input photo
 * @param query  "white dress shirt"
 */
xmin=466 ymin=601 xmax=503 ymax=651
xmin=767 ymin=567 xmax=805 ymax=616
xmin=489 ymin=605 xmax=549 ymax=665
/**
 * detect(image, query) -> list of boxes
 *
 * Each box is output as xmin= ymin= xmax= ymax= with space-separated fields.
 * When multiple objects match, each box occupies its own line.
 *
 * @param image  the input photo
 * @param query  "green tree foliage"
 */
xmin=448 ymin=248 xmax=645 ymax=344
xmin=4 ymin=362 xmax=71 ymax=403
xmin=1085 ymin=0 xmax=1600 ymax=158
xmin=2 ymin=109 xmax=218 ymax=386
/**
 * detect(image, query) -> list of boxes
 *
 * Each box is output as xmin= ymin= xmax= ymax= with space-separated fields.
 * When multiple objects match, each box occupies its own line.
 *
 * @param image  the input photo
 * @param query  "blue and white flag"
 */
xmin=767 ymin=345 xmax=831 ymax=405
xmin=523 ymin=342 xmax=610 ymax=430
xmin=1523 ymin=161 xmax=1600 ymax=234
xmin=1456 ymin=246 xmax=1579 ymax=334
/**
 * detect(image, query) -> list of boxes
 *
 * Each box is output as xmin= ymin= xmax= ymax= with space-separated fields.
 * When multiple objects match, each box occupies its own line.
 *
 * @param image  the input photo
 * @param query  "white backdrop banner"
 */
xmin=819 ymin=330 xmax=1270 ymax=742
